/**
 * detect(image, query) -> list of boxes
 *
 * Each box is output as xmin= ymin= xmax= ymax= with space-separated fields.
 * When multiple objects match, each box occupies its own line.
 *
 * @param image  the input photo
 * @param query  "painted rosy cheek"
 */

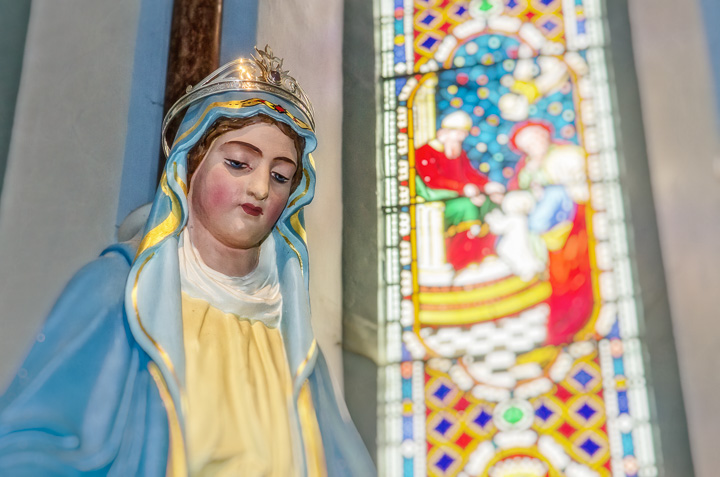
xmin=206 ymin=175 xmax=235 ymax=210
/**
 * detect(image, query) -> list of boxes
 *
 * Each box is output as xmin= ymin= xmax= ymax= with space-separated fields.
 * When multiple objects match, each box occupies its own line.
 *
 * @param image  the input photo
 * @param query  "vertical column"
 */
xmin=160 ymin=0 xmax=223 ymax=176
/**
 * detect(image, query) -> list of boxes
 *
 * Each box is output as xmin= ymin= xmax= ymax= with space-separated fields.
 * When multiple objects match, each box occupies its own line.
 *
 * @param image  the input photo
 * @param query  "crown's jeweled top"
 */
xmin=162 ymin=45 xmax=315 ymax=156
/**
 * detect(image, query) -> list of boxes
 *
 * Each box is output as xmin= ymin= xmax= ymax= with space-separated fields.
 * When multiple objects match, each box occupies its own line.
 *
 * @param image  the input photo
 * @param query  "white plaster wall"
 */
xmin=629 ymin=0 xmax=720 ymax=475
xmin=257 ymin=0 xmax=345 ymax=388
xmin=0 ymin=0 xmax=141 ymax=387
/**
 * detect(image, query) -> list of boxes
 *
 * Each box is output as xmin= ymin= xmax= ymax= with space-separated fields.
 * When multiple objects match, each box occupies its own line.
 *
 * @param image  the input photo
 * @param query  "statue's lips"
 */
xmin=241 ymin=203 xmax=263 ymax=216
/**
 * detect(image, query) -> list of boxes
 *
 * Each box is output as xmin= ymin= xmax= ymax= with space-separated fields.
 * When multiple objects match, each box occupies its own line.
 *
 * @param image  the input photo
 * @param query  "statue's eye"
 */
xmin=272 ymin=172 xmax=289 ymax=184
xmin=224 ymin=159 xmax=247 ymax=170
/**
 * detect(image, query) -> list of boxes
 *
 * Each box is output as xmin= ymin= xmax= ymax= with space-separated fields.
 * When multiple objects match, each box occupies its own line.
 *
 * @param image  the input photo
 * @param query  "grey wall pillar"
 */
xmin=606 ymin=1 xmax=694 ymax=475
xmin=341 ymin=0 xmax=379 ymax=462
xmin=628 ymin=0 xmax=720 ymax=474
xmin=0 ymin=0 xmax=142 ymax=389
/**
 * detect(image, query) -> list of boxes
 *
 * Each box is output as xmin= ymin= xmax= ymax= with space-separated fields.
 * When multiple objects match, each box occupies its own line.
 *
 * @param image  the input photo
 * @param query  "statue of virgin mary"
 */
xmin=0 ymin=46 xmax=375 ymax=476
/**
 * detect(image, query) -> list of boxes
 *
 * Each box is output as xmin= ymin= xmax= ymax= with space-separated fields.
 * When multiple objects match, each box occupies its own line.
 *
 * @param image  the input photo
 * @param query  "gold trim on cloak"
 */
xmin=136 ymin=171 xmax=182 ymax=258
xmin=298 ymin=380 xmax=328 ymax=477
xmin=294 ymin=339 xmax=317 ymax=381
xmin=132 ymin=253 xmax=180 ymax=389
xmin=149 ymin=362 xmax=187 ymax=477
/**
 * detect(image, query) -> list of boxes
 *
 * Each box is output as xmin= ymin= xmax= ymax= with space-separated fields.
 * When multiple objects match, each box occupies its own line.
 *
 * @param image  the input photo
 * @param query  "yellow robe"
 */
xmin=181 ymin=293 xmax=299 ymax=476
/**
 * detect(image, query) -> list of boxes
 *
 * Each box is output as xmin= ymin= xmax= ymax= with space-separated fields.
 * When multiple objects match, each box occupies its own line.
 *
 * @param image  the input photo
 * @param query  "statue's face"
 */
xmin=188 ymin=122 xmax=299 ymax=250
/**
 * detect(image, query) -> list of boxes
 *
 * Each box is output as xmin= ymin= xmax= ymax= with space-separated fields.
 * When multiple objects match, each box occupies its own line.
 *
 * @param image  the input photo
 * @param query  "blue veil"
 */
xmin=0 ymin=88 xmax=375 ymax=475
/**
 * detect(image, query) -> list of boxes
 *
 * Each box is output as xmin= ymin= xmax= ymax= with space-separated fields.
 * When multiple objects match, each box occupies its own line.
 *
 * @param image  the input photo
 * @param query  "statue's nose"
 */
xmin=247 ymin=171 xmax=269 ymax=201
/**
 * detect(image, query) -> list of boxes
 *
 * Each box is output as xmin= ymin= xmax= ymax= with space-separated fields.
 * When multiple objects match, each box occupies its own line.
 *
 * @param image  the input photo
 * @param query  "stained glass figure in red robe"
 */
xmin=415 ymin=111 xmax=506 ymax=271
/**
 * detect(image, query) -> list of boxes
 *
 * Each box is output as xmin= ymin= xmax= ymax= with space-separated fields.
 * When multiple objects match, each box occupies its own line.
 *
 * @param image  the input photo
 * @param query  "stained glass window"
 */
xmin=376 ymin=1 xmax=658 ymax=476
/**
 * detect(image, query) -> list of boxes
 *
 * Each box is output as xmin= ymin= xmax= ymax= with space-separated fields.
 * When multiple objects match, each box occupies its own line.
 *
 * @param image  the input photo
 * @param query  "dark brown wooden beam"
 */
xmin=160 ymin=0 xmax=223 ymax=177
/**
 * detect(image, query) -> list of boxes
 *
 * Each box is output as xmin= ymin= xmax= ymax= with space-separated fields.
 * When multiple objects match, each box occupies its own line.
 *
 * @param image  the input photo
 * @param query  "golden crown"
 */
xmin=161 ymin=45 xmax=315 ymax=156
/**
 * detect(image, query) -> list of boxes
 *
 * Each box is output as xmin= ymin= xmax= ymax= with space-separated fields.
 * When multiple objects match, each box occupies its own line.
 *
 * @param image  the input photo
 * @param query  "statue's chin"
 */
xmin=214 ymin=232 xmax=266 ymax=252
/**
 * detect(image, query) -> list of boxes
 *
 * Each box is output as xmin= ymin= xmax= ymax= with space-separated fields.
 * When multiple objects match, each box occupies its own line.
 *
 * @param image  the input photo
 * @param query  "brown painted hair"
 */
xmin=186 ymin=114 xmax=305 ymax=191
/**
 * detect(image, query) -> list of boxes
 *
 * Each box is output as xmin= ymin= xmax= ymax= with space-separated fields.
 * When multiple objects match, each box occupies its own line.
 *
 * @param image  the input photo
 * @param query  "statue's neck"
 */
xmin=185 ymin=220 xmax=260 ymax=278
